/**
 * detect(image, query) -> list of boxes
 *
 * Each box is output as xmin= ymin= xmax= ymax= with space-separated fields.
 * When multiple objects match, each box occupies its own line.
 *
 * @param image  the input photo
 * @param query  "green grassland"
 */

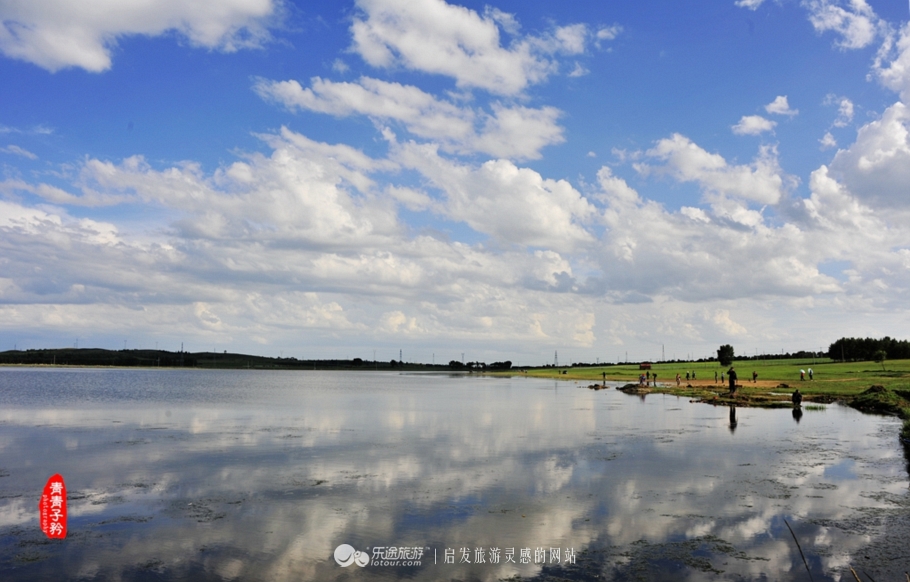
xmin=517 ymin=358 xmax=910 ymax=393
xmin=506 ymin=358 xmax=910 ymax=440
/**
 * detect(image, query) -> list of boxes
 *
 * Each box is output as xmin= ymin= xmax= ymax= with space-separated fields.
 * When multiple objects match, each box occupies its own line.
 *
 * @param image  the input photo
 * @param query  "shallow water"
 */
xmin=0 ymin=368 xmax=907 ymax=581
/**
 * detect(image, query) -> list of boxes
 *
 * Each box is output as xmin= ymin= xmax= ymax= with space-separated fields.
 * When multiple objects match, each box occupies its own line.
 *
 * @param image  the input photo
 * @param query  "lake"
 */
xmin=0 ymin=368 xmax=908 ymax=581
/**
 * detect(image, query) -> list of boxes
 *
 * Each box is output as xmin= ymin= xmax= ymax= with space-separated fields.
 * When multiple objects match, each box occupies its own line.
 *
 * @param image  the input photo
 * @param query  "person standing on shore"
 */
xmin=676 ymin=373 xmax=681 ymax=386
xmin=728 ymin=367 xmax=738 ymax=395
xmin=792 ymin=388 xmax=802 ymax=406
xmin=752 ymin=371 xmax=757 ymax=383
xmin=714 ymin=370 xmax=718 ymax=384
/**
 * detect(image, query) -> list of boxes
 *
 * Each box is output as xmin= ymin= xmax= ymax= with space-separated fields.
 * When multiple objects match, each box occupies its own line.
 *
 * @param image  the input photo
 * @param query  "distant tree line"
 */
xmin=827 ymin=337 xmax=910 ymax=362
xmin=0 ymin=349 xmax=449 ymax=370
xmin=448 ymin=360 xmax=512 ymax=371
xmin=0 ymin=348 xmax=196 ymax=367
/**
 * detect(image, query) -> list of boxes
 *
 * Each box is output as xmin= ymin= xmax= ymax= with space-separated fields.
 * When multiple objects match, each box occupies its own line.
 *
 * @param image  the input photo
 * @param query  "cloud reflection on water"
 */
xmin=0 ymin=369 xmax=907 ymax=580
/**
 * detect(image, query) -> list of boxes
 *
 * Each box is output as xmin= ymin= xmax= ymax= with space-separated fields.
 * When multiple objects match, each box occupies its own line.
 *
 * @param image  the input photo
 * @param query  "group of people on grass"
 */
xmin=713 ymin=368 xmax=739 ymax=392
xmin=645 ymin=365 xmax=811 ymax=405
xmin=638 ymin=371 xmax=659 ymax=386
xmin=673 ymin=370 xmax=698 ymax=386
xmin=720 ymin=365 xmax=804 ymax=406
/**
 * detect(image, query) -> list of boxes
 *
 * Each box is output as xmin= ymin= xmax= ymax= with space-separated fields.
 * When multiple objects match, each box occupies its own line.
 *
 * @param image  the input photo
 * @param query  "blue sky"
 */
xmin=2 ymin=0 xmax=910 ymax=364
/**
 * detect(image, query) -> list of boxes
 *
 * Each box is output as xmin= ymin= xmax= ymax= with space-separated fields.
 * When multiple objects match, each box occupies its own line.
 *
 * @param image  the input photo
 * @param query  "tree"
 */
xmin=717 ymin=344 xmax=735 ymax=367
xmin=828 ymin=336 xmax=910 ymax=362
xmin=873 ymin=349 xmax=887 ymax=371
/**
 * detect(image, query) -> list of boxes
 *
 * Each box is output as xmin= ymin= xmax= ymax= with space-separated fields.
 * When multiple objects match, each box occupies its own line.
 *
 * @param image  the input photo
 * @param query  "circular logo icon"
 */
xmin=334 ymin=544 xmax=370 ymax=567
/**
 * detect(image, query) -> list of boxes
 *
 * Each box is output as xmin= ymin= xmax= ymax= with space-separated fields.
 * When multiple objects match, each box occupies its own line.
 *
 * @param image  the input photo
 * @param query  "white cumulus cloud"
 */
xmin=596 ymin=25 xmax=623 ymax=41
xmin=641 ymin=134 xmax=788 ymax=205
xmin=732 ymin=115 xmax=777 ymax=135
xmin=829 ymin=102 xmax=910 ymax=210
xmin=735 ymin=0 xmax=767 ymax=10
xmin=595 ymin=166 xmax=843 ymax=302
xmin=819 ymin=132 xmax=838 ymax=149
xmin=825 ymin=94 xmax=855 ymax=127
xmin=0 ymin=0 xmax=279 ymax=72
xmin=349 ymin=0 xmax=592 ymax=96
xmin=874 ymin=22 xmax=910 ymax=102
xmin=805 ymin=0 xmax=882 ymax=50
xmin=765 ymin=96 xmax=799 ymax=116
xmin=393 ymin=140 xmax=596 ymax=252
xmin=253 ymin=76 xmax=564 ymax=160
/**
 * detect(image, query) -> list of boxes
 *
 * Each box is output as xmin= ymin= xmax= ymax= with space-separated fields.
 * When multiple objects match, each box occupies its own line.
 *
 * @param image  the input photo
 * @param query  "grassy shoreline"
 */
xmin=499 ymin=358 xmax=910 ymax=442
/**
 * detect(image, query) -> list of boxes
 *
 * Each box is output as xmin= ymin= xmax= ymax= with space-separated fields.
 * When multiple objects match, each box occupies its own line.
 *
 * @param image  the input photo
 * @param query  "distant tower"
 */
xmin=554 ymin=351 xmax=559 ymax=367
xmin=400 ymin=349 xmax=402 ymax=363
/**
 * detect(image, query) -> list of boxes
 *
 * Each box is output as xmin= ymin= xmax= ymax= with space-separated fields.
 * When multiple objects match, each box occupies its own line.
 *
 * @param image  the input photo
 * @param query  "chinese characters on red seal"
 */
xmin=39 ymin=473 xmax=67 ymax=539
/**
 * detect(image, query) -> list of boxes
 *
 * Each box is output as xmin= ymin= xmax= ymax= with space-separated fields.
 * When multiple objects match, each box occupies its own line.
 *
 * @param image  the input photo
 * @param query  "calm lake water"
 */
xmin=0 ymin=368 xmax=908 ymax=581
